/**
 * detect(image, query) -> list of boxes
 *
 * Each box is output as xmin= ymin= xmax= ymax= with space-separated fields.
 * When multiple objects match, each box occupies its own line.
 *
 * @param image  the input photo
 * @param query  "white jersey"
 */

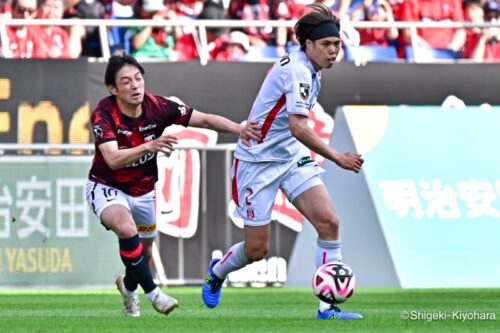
xmin=234 ymin=49 xmax=322 ymax=162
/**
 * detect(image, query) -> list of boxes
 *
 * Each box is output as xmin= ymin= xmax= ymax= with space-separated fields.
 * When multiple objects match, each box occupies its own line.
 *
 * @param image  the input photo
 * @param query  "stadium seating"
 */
xmin=344 ymin=45 xmax=399 ymax=63
xmin=405 ymin=46 xmax=459 ymax=62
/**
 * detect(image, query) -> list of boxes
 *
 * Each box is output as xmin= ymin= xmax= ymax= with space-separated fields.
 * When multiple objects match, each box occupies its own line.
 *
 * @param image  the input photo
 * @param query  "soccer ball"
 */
xmin=312 ymin=262 xmax=356 ymax=304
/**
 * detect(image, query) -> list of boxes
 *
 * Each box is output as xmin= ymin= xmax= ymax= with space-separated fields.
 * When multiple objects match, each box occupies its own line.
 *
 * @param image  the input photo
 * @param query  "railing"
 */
xmin=1 ymin=18 xmax=500 ymax=64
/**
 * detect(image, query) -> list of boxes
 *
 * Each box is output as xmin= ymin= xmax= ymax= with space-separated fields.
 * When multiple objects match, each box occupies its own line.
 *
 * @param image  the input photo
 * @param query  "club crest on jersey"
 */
xmin=93 ymin=125 xmax=103 ymax=138
xmin=299 ymin=83 xmax=310 ymax=100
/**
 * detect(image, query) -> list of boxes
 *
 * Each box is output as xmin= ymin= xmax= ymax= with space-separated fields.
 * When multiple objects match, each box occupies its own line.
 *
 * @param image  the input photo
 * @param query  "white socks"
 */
xmin=316 ymin=238 xmax=342 ymax=267
xmin=146 ymin=287 xmax=160 ymax=302
xmin=316 ymin=238 xmax=342 ymax=313
xmin=121 ymin=278 xmax=137 ymax=297
xmin=213 ymin=242 xmax=250 ymax=279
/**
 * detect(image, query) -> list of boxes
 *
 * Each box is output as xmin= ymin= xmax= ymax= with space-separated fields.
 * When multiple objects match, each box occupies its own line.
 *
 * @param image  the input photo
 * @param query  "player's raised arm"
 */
xmin=288 ymin=114 xmax=364 ymax=173
xmin=188 ymin=110 xmax=262 ymax=146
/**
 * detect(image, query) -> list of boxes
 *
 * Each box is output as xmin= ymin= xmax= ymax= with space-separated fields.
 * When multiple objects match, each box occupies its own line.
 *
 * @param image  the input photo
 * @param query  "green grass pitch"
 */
xmin=1 ymin=288 xmax=498 ymax=332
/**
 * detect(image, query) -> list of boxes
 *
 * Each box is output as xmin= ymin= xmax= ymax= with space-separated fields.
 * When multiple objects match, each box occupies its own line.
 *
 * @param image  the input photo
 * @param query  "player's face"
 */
xmin=109 ymin=65 xmax=145 ymax=106
xmin=306 ymin=36 xmax=342 ymax=71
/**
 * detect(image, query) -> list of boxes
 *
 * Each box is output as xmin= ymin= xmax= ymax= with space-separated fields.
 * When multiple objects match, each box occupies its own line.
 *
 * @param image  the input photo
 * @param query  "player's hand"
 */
xmin=148 ymin=134 xmax=178 ymax=155
xmin=337 ymin=152 xmax=364 ymax=173
xmin=239 ymin=120 xmax=262 ymax=147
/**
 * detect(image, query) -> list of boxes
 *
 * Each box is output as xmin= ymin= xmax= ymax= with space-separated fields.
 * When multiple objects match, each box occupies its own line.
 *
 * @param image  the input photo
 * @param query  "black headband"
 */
xmin=306 ymin=22 xmax=340 ymax=41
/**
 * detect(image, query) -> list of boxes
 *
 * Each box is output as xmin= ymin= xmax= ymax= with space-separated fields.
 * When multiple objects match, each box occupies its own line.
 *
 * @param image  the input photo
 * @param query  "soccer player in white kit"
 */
xmin=202 ymin=3 xmax=364 ymax=320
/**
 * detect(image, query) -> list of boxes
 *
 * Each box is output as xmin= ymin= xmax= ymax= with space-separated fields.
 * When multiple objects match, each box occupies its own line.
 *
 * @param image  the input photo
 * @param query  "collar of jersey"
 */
xmin=297 ymin=49 xmax=321 ymax=79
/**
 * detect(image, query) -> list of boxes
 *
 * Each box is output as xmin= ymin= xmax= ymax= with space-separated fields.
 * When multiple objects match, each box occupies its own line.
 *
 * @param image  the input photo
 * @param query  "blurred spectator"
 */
xmin=107 ymin=0 xmax=135 ymax=54
xmin=126 ymin=0 xmax=176 ymax=59
xmin=37 ymin=0 xmax=73 ymax=58
xmin=64 ymin=0 xmax=137 ymax=57
xmin=2 ymin=0 xmax=41 ymax=58
xmin=463 ymin=0 xmax=500 ymax=61
xmin=385 ymin=0 xmax=403 ymax=19
xmin=64 ymin=0 xmax=106 ymax=57
xmin=281 ymin=0 xmax=310 ymax=51
xmin=227 ymin=0 xmax=289 ymax=51
xmin=174 ymin=0 xmax=228 ymax=61
xmin=215 ymin=30 xmax=250 ymax=60
xmin=1 ymin=0 xmax=12 ymax=15
xmin=169 ymin=0 xmax=204 ymax=19
xmin=350 ymin=0 xmax=398 ymax=46
xmin=400 ymin=0 xmax=466 ymax=52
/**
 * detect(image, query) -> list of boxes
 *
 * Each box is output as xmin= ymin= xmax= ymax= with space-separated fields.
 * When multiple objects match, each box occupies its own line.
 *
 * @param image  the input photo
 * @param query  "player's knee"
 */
xmin=244 ymin=244 xmax=269 ymax=262
xmin=116 ymin=224 xmax=138 ymax=239
xmin=316 ymin=214 xmax=339 ymax=238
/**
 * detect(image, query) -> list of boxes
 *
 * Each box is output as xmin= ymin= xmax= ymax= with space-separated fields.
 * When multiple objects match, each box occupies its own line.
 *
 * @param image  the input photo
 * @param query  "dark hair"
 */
xmin=104 ymin=53 xmax=145 ymax=86
xmin=294 ymin=3 xmax=340 ymax=51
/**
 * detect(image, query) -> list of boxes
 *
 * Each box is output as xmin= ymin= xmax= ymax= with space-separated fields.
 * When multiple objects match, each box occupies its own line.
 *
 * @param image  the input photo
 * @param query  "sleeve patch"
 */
xmin=299 ymin=83 xmax=310 ymax=100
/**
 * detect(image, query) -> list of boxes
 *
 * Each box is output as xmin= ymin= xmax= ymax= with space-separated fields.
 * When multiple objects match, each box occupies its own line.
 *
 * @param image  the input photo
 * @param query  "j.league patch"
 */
xmin=299 ymin=83 xmax=310 ymax=100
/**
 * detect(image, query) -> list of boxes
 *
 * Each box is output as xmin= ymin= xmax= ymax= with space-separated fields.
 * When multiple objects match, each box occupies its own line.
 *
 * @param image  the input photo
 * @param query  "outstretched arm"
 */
xmin=289 ymin=114 xmax=364 ymax=173
xmin=189 ymin=110 xmax=261 ymax=146
xmin=98 ymin=135 xmax=178 ymax=170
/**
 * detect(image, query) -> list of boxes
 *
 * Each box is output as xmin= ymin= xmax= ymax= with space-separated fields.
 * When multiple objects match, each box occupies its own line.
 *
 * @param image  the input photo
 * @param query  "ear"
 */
xmin=107 ymin=85 xmax=117 ymax=96
xmin=305 ymin=39 xmax=314 ymax=50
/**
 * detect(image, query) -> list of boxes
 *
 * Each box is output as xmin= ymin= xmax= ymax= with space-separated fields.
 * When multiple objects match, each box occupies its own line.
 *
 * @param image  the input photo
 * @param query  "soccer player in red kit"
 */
xmin=85 ymin=53 xmax=261 ymax=317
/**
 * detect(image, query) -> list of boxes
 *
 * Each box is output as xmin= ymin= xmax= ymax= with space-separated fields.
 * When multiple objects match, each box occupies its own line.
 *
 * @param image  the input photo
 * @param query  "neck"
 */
xmin=117 ymin=99 xmax=142 ymax=118
xmin=305 ymin=50 xmax=322 ymax=72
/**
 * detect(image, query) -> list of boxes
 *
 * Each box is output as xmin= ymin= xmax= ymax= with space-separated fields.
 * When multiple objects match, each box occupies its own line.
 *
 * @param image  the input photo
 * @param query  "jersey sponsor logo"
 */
xmin=93 ymin=124 xmax=103 ymax=138
xmin=126 ymin=151 xmax=155 ymax=168
xmin=139 ymin=124 xmax=157 ymax=132
xmin=299 ymin=83 xmax=310 ymax=100
xmin=297 ymin=156 xmax=314 ymax=167
xmin=144 ymin=134 xmax=156 ymax=142
xmin=117 ymin=128 xmax=132 ymax=136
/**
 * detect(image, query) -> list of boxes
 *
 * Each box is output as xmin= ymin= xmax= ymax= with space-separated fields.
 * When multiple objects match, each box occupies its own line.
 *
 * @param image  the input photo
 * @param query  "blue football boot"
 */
xmin=317 ymin=305 xmax=364 ymax=320
xmin=202 ymin=258 xmax=225 ymax=308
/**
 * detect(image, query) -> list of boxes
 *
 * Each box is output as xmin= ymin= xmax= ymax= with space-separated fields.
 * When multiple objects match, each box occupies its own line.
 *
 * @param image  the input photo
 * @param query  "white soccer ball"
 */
xmin=312 ymin=262 xmax=356 ymax=304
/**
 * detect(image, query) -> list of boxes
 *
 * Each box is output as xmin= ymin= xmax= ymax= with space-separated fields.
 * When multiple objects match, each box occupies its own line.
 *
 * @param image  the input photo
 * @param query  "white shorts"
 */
xmin=85 ymin=180 xmax=157 ymax=238
xmin=231 ymin=156 xmax=325 ymax=227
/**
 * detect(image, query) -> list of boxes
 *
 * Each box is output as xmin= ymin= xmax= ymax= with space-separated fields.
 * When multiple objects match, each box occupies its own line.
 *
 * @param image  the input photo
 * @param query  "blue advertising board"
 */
xmin=337 ymin=106 xmax=500 ymax=288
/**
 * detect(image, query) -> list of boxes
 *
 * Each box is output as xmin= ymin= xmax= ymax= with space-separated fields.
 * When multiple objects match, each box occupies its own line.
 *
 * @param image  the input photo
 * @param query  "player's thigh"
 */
xmin=86 ymin=181 xmax=136 ymax=237
xmin=232 ymin=159 xmax=281 ymax=226
xmin=128 ymin=190 xmax=157 ymax=239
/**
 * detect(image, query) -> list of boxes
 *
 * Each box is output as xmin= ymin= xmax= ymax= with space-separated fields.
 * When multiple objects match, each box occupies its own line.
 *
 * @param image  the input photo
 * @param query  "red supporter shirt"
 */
xmin=89 ymin=92 xmax=193 ymax=196
xmin=360 ymin=28 xmax=391 ymax=46
xmin=174 ymin=34 xmax=225 ymax=61
xmin=36 ymin=27 xmax=71 ymax=59
xmin=5 ymin=26 xmax=42 ymax=58
xmin=400 ymin=0 xmax=464 ymax=48
xmin=463 ymin=32 xmax=500 ymax=62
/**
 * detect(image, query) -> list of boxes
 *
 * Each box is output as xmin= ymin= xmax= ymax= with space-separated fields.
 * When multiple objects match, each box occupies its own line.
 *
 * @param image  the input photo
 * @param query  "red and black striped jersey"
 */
xmin=88 ymin=92 xmax=193 ymax=196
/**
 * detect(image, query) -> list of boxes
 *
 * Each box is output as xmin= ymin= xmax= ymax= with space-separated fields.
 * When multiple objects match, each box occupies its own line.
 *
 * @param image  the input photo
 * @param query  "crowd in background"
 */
xmin=0 ymin=0 xmax=498 ymax=62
